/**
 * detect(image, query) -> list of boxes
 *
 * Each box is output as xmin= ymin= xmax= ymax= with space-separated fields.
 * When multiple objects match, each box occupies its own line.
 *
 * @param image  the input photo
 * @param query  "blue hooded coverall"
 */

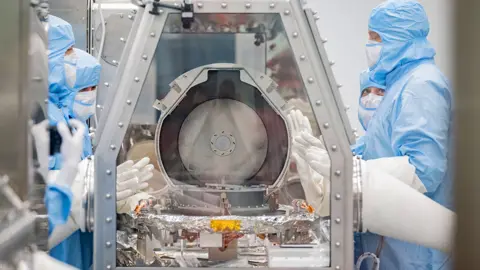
xmin=47 ymin=15 xmax=101 ymax=270
xmin=352 ymin=1 xmax=453 ymax=269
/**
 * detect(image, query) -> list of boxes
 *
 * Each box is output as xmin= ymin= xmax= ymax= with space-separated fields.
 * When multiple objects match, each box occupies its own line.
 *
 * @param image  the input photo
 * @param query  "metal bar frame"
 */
xmin=94 ymin=1 xmax=354 ymax=269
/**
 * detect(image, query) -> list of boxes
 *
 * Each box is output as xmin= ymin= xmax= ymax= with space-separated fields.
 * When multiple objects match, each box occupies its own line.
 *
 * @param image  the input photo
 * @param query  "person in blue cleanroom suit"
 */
xmin=48 ymin=47 xmax=101 ymax=270
xmin=353 ymin=1 xmax=453 ymax=269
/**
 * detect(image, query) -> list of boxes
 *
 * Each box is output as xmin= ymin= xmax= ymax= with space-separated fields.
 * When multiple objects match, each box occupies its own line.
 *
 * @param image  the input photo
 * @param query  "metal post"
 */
xmin=453 ymin=0 xmax=480 ymax=269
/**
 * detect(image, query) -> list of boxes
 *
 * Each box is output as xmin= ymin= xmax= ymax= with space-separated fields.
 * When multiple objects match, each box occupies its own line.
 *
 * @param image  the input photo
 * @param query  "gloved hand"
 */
xmin=294 ymin=131 xmax=331 ymax=176
xmin=116 ymin=157 xmax=154 ymax=201
xmin=51 ymin=120 xmax=86 ymax=188
xmin=287 ymin=110 xmax=330 ymax=216
xmin=117 ymin=192 xmax=154 ymax=214
xmin=31 ymin=120 xmax=49 ymax=182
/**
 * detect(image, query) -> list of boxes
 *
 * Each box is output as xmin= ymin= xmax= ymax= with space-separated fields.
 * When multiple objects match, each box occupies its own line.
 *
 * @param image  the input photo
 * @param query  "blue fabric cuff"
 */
xmin=45 ymin=184 xmax=73 ymax=234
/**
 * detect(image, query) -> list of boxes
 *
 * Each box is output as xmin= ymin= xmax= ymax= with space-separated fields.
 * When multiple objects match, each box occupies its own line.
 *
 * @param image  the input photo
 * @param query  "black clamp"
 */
xmin=149 ymin=0 xmax=163 ymax=15
xmin=181 ymin=0 xmax=194 ymax=29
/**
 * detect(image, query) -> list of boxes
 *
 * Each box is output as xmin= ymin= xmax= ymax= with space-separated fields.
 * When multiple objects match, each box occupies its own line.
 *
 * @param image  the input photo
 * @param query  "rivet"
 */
xmin=104 ymin=82 xmax=110 ymax=87
xmin=335 ymin=242 xmax=341 ymax=247
xmin=323 ymin=123 xmax=330 ymax=129
xmin=126 ymin=100 xmax=132 ymax=105
xmin=112 ymin=60 xmax=118 ymax=65
xmin=335 ymin=193 xmax=341 ymax=200
xmin=335 ymin=266 xmax=340 ymax=270
xmin=106 ymin=170 xmax=112 ymax=175
xmin=245 ymin=2 xmax=251 ymax=8
xmin=105 ymin=193 xmax=112 ymax=199
xmin=314 ymin=15 xmax=320 ymax=21
xmin=106 ymin=241 xmax=112 ymax=247
xmin=197 ymin=2 xmax=203 ymax=8
xmin=332 ymin=145 xmax=338 ymax=151
xmin=110 ymin=144 xmax=116 ymax=150
xmin=142 ymin=54 xmax=148 ymax=60
xmin=150 ymin=32 xmax=156 ymax=37
xmin=120 ymin=37 xmax=125 ymax=42
xmin=44 ymin=99 xmax=48 ymax=104
xmin=128 ymin=14 xmax=133 ymax=19
xmin=32 ymin=76 xmax=42 ymax=82
xmin=335 ymin=170 xmax=341 ymax=176
xmin=106 ymin=265 xmax=112 ymax=270
xmin=300 ymin=55 xmax=306 ymax=61
xmin=307 ymin=77 xmax=314 ymax=83
xmin=269 ymin=3 xmax=275 ymax=8
xmin=315 ymin=100 xmax=322 ymax=106
xmin=335 ymin=218 xmax=341 ymax=224
xmin=134 ymin=77 xmax=140 ymax=82
xmin=118 ymin=122 xmax=124 ymax=127
xmin=221 ymin=2 xmax=227 ymax=8
xmin=284 ymin=10 xmax=291 ymax=15
xmin=292 ymin=32 xmax=299 ymax=38
xmin=322 ymin=37 xmax=328 ymax=43
xmin=106 ymin=217 xmax=112 ymax=223
xmin=337 ymin=84 xmax=343 ymax=88
xmin=330 ymin=60 xmax=335 ymax=66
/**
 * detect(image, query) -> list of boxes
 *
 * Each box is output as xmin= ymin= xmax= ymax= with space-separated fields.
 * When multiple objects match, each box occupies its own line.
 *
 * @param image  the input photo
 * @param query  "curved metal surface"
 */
xmin=178 ymin=99 xmax=268 ymax=185
xmin=155 ymin=64 xmax=290 ymax=189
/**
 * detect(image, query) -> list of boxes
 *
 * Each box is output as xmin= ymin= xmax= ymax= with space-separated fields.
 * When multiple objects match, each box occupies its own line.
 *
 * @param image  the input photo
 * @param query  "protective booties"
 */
xmin=48 ymin=156 xmax=155 ymax=249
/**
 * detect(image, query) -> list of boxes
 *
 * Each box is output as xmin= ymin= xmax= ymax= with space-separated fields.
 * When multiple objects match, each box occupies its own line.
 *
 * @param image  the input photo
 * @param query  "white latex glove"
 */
xmin=287 ymin=110 xmax=330 ymax=216
xmin=116 ymin=157 xmax=154 ymax=201
xmin=32 ymin=251 xmax=78 ymax=270
xmin=52 ymin=120 xmax=86 ymax=189
xmin=117 ymin=192 xmax=154 ymax=214
xmin=31 ymin=120 xmax=49 ymax=181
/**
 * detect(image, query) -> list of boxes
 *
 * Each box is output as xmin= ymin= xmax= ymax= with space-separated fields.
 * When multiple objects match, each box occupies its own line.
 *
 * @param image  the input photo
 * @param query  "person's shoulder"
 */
xmin=409 ymin=63 xmax=450 ymax=89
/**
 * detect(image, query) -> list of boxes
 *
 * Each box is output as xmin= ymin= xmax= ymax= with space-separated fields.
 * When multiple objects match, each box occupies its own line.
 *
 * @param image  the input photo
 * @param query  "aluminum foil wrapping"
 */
xmin=116 ymin=231 xmax=145 ymax=267
xmin=135 ymin=212 xmax=317 ymax=234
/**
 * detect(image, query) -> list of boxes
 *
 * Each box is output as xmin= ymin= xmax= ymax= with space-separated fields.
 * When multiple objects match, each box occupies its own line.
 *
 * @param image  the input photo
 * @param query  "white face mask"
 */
xmin=64 ymin=52 xmax=78 ymax=88
xmin=358 ymin=93 xmax=384 ymax=130
xmin=365 ymin=40 xmax=382 ymax=68
xmin=73 ymin=90 xmax=97 ymax=120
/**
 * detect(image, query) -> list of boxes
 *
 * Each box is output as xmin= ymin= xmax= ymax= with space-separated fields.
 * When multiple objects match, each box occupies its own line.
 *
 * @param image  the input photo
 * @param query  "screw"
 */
xmin=134 ymin=77 xmax=140 ymax=82
xmin=106 ymin=193 xmax=112 ymax=199
xmin=292 ymin=32 xmax=299 ymax=38
xmin=142 ymin=54 xmax=148 ymax=60
xmin=104 ymin=82 xmax=110 ymax=87
xmin=106 ymin=170 xmax=112 ymax=175
xmin=118 ymin=122 xmax=124 ymax=127
xmin=315 ymin=100 xmax=322 ymax=106
xmin=300 ymin=55 xmax=306 ymax=61
xmin=106 ymin=217 xmax=112 ymax=223
xmin=284 ymin=10 xmax=291 ymax=15
xmin=245 ymin=3 xmax=251 ymax=8
xmin=110 ymin=145 xmax=116 ymax=150
xmin=126 ymin=100 xmax=132 ymax=105
xmin=323 ymin=123 xmax=330 ymax=129
xmin=307 ymin=77 xmax=314 ymax=83
xmin=106 ymin=241 xmax=112 ymax=247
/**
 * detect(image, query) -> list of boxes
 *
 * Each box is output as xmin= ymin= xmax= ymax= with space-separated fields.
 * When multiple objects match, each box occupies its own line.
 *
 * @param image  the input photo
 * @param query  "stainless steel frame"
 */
xmin=0 ymin=0 xmax=32 ymax=201
xmin=95 ymin=1 xmax=353 ymax=269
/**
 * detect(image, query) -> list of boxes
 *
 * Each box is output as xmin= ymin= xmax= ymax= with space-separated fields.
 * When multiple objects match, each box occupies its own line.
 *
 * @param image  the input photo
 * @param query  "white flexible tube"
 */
xmin=362 ymin=166 xmax=455 ymax=253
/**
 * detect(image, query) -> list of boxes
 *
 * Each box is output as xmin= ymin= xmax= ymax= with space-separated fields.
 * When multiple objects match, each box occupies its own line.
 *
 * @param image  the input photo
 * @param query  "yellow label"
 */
xmin=210 ymin=220 xmax=241 ymax=232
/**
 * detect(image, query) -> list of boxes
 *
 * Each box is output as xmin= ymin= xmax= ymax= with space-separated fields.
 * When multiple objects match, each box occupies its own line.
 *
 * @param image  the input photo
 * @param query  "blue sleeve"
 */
xmin=391 ymin=78 xmax=451 ymax=195
xmin=351 ymin=136 xmax=366 ymax=156
xmin=45 ymin=184 xmax=73 ymax=234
